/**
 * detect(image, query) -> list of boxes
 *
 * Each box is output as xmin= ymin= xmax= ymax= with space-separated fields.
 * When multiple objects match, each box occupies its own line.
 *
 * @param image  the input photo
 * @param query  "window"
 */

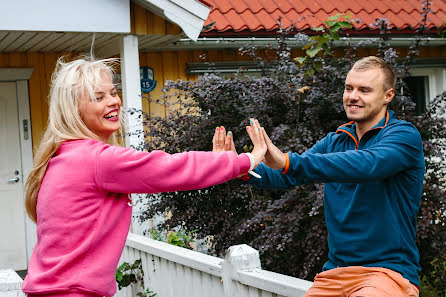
xmin=408 ymin=67 xmax=446 ymax=116
xmin=403 ymin=76 xmax=429 ymax=116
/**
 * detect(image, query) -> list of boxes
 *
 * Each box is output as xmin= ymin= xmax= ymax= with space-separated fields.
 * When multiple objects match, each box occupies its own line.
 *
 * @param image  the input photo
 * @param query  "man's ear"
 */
xmin=384 ymin=88 xmax=395 ymax=104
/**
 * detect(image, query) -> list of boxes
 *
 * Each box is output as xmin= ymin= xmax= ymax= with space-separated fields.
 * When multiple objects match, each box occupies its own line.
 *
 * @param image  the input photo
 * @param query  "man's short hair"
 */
xmin=351 ymin=56 xmax=396 ymax=90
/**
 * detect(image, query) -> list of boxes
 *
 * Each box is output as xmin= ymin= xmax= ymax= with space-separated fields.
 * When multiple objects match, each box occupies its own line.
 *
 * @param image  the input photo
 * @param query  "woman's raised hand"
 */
xmin=212 ymin=126 xmax=236 ymax=153
xmin=246 ymin=119 xmax=267 ymax=169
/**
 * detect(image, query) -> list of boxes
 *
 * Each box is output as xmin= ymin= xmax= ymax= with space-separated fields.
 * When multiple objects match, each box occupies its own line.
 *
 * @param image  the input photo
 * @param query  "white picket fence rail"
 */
xmin=115 ymin=232 xmax=313 ymax=297
xmin=0 ymin=269 xmax=25 ymax=297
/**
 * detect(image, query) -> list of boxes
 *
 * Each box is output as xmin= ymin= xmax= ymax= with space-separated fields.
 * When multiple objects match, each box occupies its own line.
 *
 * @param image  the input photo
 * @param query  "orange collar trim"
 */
xmin=336 ymin=110 xmax=390 ymax=132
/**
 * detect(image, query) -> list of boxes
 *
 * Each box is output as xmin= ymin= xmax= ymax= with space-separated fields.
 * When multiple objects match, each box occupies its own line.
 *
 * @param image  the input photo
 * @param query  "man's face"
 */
xmin=343 ymin=68 xmax=394 ymax=128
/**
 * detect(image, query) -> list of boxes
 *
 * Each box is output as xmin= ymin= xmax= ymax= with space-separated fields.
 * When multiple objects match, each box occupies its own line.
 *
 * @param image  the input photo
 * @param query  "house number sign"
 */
xmin=140 ymin=66 xmax=157 ymax=93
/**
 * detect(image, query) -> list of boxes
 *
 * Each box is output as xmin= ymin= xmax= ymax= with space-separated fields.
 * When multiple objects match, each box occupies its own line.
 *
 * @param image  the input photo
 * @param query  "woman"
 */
xmin=22 ymin=57 xmax=266 ymax=297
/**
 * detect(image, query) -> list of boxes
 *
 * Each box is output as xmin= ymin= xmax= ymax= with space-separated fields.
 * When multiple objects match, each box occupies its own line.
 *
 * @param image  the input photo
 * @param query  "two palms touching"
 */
xmin=212 ymin=119 xmax=287 ymax=171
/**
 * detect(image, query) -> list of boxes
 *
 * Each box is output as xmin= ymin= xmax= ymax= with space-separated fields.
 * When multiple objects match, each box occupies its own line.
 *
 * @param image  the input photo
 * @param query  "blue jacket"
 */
xmin=246 ymin=110 xmax=425 ymax=286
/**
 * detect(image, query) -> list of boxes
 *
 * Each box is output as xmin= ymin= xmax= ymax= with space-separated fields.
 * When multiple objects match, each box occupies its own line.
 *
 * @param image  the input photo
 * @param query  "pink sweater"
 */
xmin=22 ymin=139 xmax=250 ymax=297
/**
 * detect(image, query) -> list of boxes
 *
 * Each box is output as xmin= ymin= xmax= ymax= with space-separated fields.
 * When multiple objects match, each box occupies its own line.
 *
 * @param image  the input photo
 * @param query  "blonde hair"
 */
xmin=352 ymin=56 xmax=396 ymax=90
xmin=25 ymin=57 xmax=123 ymax=223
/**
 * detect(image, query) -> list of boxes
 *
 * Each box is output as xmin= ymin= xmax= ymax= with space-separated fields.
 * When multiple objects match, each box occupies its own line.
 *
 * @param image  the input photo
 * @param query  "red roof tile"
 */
xmin=202 ymin=0 xmax=446 ymax=35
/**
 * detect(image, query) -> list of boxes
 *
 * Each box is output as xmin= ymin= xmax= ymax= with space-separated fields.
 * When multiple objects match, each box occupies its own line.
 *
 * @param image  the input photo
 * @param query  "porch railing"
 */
xmin=0 ymin=269 xmax=26 ymax=297
xmin=115 ymin=233 xmax=313 ymax=297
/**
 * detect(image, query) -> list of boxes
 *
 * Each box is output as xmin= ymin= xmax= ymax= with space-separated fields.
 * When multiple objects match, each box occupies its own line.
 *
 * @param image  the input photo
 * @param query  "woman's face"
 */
xmin=78 ymin=73 xmax=121 ymax=142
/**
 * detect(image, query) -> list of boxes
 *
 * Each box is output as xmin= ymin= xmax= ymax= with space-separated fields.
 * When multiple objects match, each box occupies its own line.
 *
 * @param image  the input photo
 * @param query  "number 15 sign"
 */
xmin=140 ymin=66 xmax=157 ymax=93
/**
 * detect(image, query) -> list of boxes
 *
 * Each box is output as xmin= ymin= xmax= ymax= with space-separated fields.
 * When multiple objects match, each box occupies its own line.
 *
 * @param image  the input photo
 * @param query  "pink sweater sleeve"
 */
xmin=95 ymin=145 xmax=251 ymax=194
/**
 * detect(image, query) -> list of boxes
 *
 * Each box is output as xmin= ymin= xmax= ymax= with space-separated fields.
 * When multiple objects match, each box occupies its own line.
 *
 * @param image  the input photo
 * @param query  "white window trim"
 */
xmin=409 ymin=67 xmax=446 ymax=104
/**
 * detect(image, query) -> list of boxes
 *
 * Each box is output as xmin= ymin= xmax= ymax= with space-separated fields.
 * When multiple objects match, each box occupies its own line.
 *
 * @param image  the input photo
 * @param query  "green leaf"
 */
xmin=306 ymin=47 xmax=323 ymax=58
xmin=302 ymin=43 xmax=313 ymax=51
xmin=322 ymin=43 xmax=332 ymax=55
xmin=305 ymin=68 xmax=315 ymax=76
xmin=116 ymin=271 xmax=123 ymax=282
xmin=131 ymin=259 xmax=141 ymax=269
xmin=318 ymin=35 xmax=329 ymax=44
xmin=328 ymin=23 xmax=342 ymax=33
xmin=118 ymin=262 xmax=131 ymax=271
xmin=325 ymin=20 xmax=335 ymax=27
xmin=330 ymin=32 xmax=340 ymax=40
xmin=314 ymin=61 xmax=323 ymax=71
xmin=294 ymin=57 xmax=306 ymax=64
xmin=339 ymin=21 xmax=352 ymax=29
xmin=311 ymin=27 xmax=325 ymax=32
xmin=328 ymin=13 xmax=342 ymax=21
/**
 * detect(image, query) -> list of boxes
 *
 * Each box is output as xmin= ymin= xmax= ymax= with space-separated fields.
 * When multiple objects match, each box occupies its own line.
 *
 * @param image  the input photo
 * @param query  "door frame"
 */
xmin=0 ymin=68 xmax=35 ymax=266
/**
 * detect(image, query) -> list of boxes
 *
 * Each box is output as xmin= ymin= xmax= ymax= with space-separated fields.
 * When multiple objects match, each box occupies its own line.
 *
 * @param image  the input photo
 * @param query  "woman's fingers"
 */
xmin=213 ymin=126 xmax=226 ymax=152
xmin=230 ymin=132 xmax=236 ymax=153
xmin=248 ymin=118 xmax=264 ymax=145
xmin=246 ymin=124 xmax=255 ymax=143
xmin=214 ymin=126 xmax=237 ymax=153
xmin=218 ymin=126 xmax=226 ymax=147
xmin=247 ymin=118 xmax=267 ymax=168
xmin=224 ymin=131 xmax=230 ymax=151
xmin=225 ymin=130 xmax=237 ymax=153
xmin=246 ymin=119 xmax=266 ymax=148
xmin=212 ymin=126 xmax=219 ymax=152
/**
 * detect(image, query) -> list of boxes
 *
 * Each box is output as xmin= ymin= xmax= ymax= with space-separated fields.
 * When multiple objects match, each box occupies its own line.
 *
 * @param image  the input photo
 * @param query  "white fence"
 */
xmin=0 ymin=269 xmax=25 ymax=297
xmin=115 ymin=233 xmax=313 ymax=297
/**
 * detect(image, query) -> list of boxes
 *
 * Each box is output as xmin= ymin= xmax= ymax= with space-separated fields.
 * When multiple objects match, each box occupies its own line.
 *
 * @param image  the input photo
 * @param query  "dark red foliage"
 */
xmin=136 ymin=13 xmax=445 ymax=289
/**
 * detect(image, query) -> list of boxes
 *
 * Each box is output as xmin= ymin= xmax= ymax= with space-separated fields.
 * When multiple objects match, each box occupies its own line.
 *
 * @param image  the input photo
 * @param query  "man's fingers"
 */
xmin=259 ymin=127 xmax=266 ymax=146
xmin=262 ymin=128 xmax=274 ymax=145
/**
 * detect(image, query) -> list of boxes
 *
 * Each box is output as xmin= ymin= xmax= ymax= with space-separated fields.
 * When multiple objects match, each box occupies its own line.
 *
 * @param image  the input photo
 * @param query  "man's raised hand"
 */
xmin=247 ymin=119 xmax=287 ymax=170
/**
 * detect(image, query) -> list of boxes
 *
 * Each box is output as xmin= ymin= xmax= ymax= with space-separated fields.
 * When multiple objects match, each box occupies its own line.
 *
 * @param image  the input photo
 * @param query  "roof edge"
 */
xmin=141 ymin=36 xmax=446 ymax=51
xmin=200 ymin=28 xmax=446 ymax=37
xmin=132 ymin=0 xmax=211 ymax=41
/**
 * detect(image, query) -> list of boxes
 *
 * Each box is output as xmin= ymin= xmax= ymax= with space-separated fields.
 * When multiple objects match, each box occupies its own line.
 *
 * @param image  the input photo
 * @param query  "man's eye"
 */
xmin=111 ymin=92 xmax=118 ymax=96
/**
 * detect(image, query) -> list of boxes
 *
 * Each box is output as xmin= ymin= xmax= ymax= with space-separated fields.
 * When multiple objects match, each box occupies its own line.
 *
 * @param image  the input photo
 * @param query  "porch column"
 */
xmin=120 ymin=34 xmax=143 ymax=149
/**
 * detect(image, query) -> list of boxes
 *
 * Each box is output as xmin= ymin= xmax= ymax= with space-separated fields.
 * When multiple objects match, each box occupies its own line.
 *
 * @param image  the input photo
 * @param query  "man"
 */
xmin=214 ymin=56 xmax=424 ymax=297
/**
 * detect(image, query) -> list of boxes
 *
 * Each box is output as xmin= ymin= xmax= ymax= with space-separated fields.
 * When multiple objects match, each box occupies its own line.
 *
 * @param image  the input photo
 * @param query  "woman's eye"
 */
xmin=111 ymin=92 xmax=118 ymax=96
xmin=95 ymin=97 xmax=104 ymax=101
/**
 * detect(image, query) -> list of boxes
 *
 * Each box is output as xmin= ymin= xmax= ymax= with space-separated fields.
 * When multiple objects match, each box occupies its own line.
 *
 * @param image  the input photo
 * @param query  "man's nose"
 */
xmin=348 ymin=89 xmax=359 ymax=100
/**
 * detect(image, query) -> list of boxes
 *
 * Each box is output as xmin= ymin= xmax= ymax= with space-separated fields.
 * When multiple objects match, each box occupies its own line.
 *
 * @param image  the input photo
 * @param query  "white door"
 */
xmin=0 ymin=82 xmax=27 ymax=270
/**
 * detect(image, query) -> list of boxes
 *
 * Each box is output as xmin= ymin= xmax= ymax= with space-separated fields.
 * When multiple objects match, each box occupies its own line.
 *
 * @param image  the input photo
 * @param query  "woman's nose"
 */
xmin=108 ymin=94 xmax=121 ymax=106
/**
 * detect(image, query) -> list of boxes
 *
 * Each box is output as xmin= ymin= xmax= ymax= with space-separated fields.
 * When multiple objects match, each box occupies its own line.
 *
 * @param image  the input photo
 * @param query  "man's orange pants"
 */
xmin=303 ymin=266 xmax=419 ymax=297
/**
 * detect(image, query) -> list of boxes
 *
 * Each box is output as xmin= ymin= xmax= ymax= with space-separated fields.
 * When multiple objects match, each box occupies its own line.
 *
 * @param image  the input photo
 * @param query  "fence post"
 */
xmin=0 ymin=269 xmax=26 ymax=297
xmin=221 ymin=244 xmax=261 ymax=297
